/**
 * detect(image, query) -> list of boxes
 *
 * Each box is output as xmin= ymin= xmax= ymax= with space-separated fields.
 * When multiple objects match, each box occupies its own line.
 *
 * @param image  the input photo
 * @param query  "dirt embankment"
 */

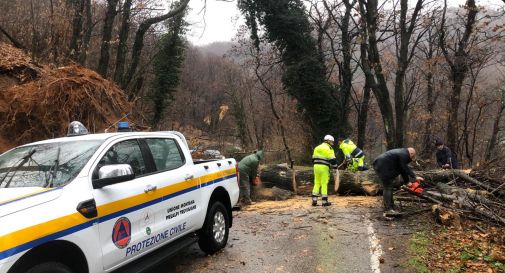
xmin=0 ymin=43 xmax=133 ymax=152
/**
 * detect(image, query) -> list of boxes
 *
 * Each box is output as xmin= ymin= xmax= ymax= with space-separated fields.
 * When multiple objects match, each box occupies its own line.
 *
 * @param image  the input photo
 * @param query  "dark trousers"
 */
xmin=373 ymin=164 xmax=394 ymax=211
xmin=239 ymin=171 xmax=252 ymax=203
xmin=381 ymin=181 xmax=394 ymax=210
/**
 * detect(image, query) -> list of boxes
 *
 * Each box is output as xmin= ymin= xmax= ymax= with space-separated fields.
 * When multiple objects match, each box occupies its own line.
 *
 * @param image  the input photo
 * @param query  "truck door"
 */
xmin=142 ymin=137 xmax=203 ymax=241
xmin=91 ymin=139 xmax=158 ymax=271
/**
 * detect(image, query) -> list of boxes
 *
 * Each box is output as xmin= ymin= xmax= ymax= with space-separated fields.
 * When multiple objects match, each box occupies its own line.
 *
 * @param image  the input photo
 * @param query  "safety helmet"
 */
xmin=324 ymin=135 xmax=334 ymax=142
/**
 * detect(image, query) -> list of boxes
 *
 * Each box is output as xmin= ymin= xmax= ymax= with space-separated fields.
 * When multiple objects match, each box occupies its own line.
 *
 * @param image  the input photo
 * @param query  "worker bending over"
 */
xmin=238 ymin=150 xmax=263 ymax=206
xmin=338 ymin=137 xmax=367 ymax=171
xmin=373 ymin=147 xmax=424 ymax=216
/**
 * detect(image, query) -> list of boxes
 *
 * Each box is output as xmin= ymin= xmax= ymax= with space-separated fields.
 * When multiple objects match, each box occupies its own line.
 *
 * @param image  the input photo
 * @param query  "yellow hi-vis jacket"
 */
xmin=312 ymin=142 xmax=337 ymax=167
xmin=339 ymin=139 xmax=364 ymax=160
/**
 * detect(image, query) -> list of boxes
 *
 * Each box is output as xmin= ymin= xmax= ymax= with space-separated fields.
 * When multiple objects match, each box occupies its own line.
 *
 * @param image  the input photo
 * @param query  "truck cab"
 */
xmin=0 ymin=125 xmax=239 ymax=273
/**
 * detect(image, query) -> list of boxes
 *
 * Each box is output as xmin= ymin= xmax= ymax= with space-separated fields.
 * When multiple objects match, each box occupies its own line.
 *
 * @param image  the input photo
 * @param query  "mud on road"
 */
xmin=151 ymin=196 xmax=423 ymax=273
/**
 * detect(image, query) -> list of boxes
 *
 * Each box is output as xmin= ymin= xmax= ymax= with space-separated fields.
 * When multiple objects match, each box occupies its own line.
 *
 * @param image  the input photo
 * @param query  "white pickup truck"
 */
xmin=0 ymin=124 xmax=239 ymax=273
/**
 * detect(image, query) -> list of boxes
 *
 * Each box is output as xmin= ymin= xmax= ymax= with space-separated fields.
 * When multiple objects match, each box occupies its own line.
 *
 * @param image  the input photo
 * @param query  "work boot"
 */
xmin=384 ymin=209 xmax=401 ymax=217
xmin=311 ymin=194 xmax=319 ymax=206
xmin=322 ymin=196 xmax=331 ymax=206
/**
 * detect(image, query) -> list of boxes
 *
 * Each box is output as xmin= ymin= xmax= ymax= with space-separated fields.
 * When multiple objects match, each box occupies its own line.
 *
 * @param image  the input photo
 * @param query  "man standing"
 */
xmin=373 ymin=147 xmax=424 ymax=215
xmin=435 ymin=140 xmax=458 ymax=169
xmin=238 ymin=150 xmax=264 ymax=206
xmin=338 ymin=137 xmax=367 ymax=171
xmin=312 ymin=135 xmax=337 ymax=206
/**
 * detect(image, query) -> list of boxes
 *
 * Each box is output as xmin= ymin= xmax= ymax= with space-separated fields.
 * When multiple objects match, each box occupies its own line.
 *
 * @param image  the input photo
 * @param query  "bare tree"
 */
xmin=418 ymin=10 xmax=442 ymax=159
xmin=113 ymin=0 xmax=133 ymax=84
xmin=438 ymin=0 xmax=478 ymax=153
xmin=97 ymin=0 xmax=120 ymax=77
xmin=358 ymin=0 xmax=426 ymax=148
xmin=122 ymin=0 xmax=190 ymax=91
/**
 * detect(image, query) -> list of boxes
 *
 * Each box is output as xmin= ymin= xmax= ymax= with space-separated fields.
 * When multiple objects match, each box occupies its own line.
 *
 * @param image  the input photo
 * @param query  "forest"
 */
xmin=0 ymin=0 xmax=504 ymax=170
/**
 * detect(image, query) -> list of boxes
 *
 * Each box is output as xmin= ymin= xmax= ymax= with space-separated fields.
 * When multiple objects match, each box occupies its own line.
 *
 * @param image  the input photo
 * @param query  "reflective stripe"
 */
xmin=350 ymin=148 xmax=364 ymax=158
xmin=0 ymin=168 xmax=237 ymax=260
xmin=313 ymin=159 xmax=330 ymax=166
xmin=312 ymin=156 xmax=336 ymax=161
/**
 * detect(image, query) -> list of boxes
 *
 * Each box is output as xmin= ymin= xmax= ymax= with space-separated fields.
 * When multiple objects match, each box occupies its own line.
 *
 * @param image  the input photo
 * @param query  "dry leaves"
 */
xmin=425 ymin=222 xmax=505 ymax=272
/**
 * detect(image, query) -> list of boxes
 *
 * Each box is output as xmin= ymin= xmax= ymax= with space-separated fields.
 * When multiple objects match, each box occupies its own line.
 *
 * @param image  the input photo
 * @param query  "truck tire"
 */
xmin=25 ymin=262 xmax=73 ymax=273
xmin=198 ymin=201 xmax=229 ymax=254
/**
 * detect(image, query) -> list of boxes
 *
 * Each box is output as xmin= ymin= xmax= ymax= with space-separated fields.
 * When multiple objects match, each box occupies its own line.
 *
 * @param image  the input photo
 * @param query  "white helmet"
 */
xmin=324 ymin=135 xmax=334 ymax=142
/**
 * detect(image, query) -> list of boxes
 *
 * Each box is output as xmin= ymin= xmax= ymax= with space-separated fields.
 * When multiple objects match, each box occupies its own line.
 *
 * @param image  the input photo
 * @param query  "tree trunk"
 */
xmin=97 ymin=0 xmax=119 ymax=78
xmin=259 ymin=165 xmax=382 ymax=196
xmin=259 ymin=165 xmax=496 ymax=196
xmin=359 ymin=0 xmax=396 ymax=149
xmin=30 ymin=0 xmax=38 ymax=61
xmin=68 ymin=0 xmax=85 ymax=62
xmin=49 ymin=0 xmax=57 ymax=63
xmin=439 ymin=0 xmax=478 ymax=154
xmin=337 ymin=0 xmax=354 ymax=135
xmin=446 ymin=72 xmax=465 ymax=154
xmin=113 ymin=0 xmax=133 ymax=85
xmin=394 ymin=0 xmax=424 ymax=147
xmin=0 ymin=25 xmax=25 ymax=49
xmin=484 ymin=93 xmax=504 ymax=161
xmin=357 ymin=85 xmax=371 ymax=149
xmin=78 ymin=0 xmax=92 ymax=65
xmin=420 ymin=71 xmax=435 ymax=159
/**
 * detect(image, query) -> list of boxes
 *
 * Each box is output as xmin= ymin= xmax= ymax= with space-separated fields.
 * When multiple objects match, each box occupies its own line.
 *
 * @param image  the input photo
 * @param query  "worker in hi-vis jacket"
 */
xmin=338 ymin=137 xmax=367 ymax=171
xmin=311 ymin=135 xmax=337 ymax=206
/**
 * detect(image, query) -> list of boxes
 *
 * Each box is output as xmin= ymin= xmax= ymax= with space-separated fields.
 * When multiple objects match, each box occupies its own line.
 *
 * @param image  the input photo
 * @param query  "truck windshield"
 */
xmin=0 ymin=140 xmax=103 ymax=188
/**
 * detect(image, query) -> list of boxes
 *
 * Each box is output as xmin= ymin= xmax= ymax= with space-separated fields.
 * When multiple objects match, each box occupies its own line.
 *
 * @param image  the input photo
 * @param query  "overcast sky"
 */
xmin=185 ymin=0 xmax=504 ymax=46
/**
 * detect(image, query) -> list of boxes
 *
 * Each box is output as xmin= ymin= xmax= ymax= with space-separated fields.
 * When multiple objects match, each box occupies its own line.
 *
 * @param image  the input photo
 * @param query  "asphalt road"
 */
xmin=150 ymin=196 xmax=414 ymax=273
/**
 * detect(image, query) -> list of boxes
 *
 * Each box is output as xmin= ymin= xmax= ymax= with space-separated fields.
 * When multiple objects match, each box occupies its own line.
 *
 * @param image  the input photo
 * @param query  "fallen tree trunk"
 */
xmin=259 ymin=165 xmax=498 ymax=196
xmin=260 ymin=164 xmax=383 ymax=196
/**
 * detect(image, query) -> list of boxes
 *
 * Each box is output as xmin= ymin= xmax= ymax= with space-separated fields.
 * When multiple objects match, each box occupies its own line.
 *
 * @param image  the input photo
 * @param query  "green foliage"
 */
xmin=238 ymin=0 xmax=346 ymax=143
xmin=492 ymin=261 xmax=505 ymax=271
xmin=228 ymin=90 xmax=249 ymax=147
xmin=407 ymin=231 xmax=429 ymax=273
xmin=150 ymin=2 xmax=188 ymax=127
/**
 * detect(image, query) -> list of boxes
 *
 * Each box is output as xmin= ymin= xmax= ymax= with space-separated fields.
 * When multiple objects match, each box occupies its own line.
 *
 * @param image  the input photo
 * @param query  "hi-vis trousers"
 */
xmin=312 ymin=164 xmax=330 ymax=197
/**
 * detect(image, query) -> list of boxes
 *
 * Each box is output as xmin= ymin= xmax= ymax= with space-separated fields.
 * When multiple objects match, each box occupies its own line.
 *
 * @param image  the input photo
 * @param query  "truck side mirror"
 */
xmin=92 ymin=164 xmax=135 ymax=189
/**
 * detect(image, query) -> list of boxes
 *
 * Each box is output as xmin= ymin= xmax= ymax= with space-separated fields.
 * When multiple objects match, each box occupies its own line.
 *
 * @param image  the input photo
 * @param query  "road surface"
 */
xmin=150 ymin=196 xmax=417 ymax=273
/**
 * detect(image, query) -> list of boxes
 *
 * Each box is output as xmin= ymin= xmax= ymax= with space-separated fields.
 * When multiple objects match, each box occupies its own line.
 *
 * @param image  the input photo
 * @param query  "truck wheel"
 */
xmin=26 ymin=262 xmax=73 ymax=273
xmin=198 ymin=201 xmax=229 ymax=254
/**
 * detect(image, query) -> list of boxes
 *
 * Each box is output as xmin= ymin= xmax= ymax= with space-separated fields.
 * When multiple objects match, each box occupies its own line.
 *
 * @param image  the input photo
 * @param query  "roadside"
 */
xmin=151 ymin=196 xmax=418 ymax=273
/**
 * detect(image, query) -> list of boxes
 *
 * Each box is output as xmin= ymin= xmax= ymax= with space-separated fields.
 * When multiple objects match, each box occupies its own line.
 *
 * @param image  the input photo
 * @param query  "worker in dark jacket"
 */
xmin=238 ymin=150 xmax=264 ymax=205
xmin=435 ymin=140 xmax=458 ymax=169
xmin=373 ymin=148 xmax=424 ymax=215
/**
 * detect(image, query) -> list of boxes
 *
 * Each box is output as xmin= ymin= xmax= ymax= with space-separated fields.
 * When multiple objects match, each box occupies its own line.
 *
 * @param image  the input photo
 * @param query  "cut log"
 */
xmin=252 ymin=186 xmax=293 ymax=201
xmin=432 ymin=205 xmax=462 ymax=229
xmin=259 ymin=164 xmax=381 ymax=196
